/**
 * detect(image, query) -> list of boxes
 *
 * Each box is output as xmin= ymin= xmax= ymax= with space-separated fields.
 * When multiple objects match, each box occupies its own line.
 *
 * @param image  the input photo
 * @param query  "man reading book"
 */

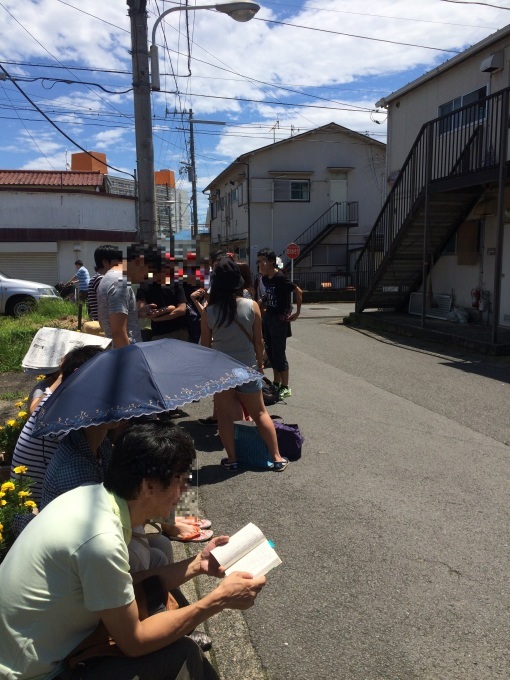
xmin=0 ymin=421 xmax=266 ymax=680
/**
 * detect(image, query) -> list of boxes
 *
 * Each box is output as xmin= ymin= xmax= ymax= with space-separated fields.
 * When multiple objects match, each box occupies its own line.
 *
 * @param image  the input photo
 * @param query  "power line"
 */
xmin=160 ymin=88 xmax=377 ymax=112
xmin=254 ymin=17 xmax=462 ymax=53
xmin=256 ymin=0 xmax=502 ymax=28
xmin=0 ymin=63 xmax=134 ymax=177
xmin=440 ymin=0 xmax=510 ymax=7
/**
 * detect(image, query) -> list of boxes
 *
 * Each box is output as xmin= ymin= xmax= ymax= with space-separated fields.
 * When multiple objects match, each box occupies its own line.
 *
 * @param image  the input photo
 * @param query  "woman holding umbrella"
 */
xmin=200 ymin=258 xmax=289 ymax=472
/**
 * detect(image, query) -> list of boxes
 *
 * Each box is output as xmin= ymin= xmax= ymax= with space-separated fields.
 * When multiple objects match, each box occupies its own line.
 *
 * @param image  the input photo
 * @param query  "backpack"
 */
xmin=262 ymin=376 xmax=280 ymax=406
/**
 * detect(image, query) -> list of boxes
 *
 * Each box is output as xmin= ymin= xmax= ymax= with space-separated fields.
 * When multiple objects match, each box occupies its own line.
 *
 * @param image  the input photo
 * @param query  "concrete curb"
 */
xmin=172 ymin=540 xmax=267 ymax=680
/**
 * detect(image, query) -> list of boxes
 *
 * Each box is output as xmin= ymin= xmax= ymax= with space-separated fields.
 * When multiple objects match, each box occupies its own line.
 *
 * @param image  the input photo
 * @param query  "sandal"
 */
xmin=179 ymin=516 xmax=212 ymax=530
xmin=221 ymin=458 xmax=239 ymax=472
xmin=272 ymin=457 xmax=289 ymax=472
xmin=198 ymin=417 xmax=218 ymax=426
xmin=167 ymin=529 xmax=214 ymax=543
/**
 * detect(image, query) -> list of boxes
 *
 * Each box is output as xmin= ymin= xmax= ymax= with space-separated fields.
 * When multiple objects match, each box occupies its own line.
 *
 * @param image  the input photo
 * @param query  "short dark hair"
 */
xmin=126 ymin=242 xmax=163 ymax=271
xmin=74 ymin=259 xmax=83 ymax=266
xmin=257 ymin=247 xmax=276 ymax=263
xmin=60 ymin=345 xmax=104 ymax=381
xmin=209 ymin=248 xmax=227 ymax=265
xmin=104 ymin=421 xmax=195 ymax=500
xmin=94 ymin=245 xmax=123 ymax=269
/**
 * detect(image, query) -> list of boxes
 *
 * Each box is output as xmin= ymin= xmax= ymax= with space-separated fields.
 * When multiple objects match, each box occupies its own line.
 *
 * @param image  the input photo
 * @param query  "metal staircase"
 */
xmin=282 ymin=201 xmax=358 ymax=266
xmin=355 ymin=87 xmax=510 ymax=313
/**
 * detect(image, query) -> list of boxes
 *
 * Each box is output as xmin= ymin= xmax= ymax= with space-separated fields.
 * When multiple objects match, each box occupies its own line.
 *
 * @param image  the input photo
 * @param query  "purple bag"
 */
xmin=273 ymin=420 xmax=304 ymax=461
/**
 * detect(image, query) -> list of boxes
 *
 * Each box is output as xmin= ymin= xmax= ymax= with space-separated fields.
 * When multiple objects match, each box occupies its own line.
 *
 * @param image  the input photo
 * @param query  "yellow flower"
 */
xmin=24 ymin=500 xmax=36 ymax=509
xmin=12 ymin=465 xmax=28 ymax=475
xmin=14 ymin=401 xmax=23 ymax=408
xmin=1 ymin=482 xmax=15 ymax=492
xmin=0 ymin=500 xmax=6 ymax=507
xmin=0 ymin=533 xmax=3 ymax=543
xmin=36 ymin=375 xmax=46 ymax=381
xmin=0 ymin=426 xmax=3 ymax=431
xmin=18 ymin=490 xmax=31 ymax=498
xmin=6 ymin=420 xmax=16 ymax=427
xmin=0 ymin=492 xmax=4 ymax=499
xmin=0 ymin=522 xmax=3 ymax=531
xmin=23 ymin=397 xmax=29 ymax=402
xmin=17 ymin=411 xmax=28 ymax=419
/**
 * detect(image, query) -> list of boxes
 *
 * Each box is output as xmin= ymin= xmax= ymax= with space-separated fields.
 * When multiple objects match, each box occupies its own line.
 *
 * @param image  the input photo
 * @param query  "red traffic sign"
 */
xmin=285 ymin=243 xmax=300 ymax=260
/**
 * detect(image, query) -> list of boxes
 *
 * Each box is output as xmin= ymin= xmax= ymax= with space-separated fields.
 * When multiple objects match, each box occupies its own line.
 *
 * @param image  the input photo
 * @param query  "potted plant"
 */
xmin=0 ymin=466 xmax=37 ymax=562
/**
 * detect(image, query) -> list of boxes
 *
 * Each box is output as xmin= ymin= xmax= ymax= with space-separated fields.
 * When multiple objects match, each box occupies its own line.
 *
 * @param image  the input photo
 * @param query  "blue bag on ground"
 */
xmin=234 ymin=421 xmax=274 ymax=468
xmin=234 ymin=420 xmax=304 ymax=468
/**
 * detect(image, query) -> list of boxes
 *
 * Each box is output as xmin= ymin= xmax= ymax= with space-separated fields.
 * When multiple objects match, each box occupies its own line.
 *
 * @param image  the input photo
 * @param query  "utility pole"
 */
xmin=188 ymin=109 xmax=199 ymax=239
xmin=127 ymin=0 xmax=157 ymax=243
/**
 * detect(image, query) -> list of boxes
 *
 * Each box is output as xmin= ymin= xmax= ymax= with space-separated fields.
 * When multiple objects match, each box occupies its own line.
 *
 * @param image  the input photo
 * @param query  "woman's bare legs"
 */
xmin=238 ymin=390 xmax=286 ymax=463
xmin=215 ymin=388 xmax=244 ymax=462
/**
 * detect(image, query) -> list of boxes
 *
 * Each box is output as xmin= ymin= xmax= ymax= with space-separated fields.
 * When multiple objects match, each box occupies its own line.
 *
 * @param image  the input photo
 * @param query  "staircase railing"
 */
xmin=355 ymin=86 xmax=509 ymax=311
xmin=291 ymin=201 xmax=358 ymax=254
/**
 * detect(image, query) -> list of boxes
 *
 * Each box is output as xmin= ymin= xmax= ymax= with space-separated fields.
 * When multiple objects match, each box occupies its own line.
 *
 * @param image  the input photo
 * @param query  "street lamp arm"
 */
xmin=150 ymin=1 xmax=260 ymax=91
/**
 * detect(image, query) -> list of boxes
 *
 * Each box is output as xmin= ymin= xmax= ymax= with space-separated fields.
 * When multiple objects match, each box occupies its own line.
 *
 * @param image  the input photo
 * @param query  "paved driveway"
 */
xmin=185 ymin=303 xmax=510 ymax=680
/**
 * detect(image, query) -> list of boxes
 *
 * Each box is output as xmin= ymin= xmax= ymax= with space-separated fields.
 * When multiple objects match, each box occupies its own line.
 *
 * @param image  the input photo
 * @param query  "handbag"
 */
xmin=66 ymin=575 xmax=178 ymax=669
xmin=232 ymin=320 xmax=281 ymax=406
xmin=273 ymin=419 xmax=304 ymax=461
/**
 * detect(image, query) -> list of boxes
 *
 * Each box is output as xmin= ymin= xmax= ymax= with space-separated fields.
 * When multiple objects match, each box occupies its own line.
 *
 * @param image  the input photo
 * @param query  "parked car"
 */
xmin=0 ymin=271 xmax=60 ymax=317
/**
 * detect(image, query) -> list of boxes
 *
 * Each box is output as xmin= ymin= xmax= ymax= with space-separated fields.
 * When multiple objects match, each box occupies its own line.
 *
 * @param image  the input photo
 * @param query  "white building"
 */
xmin=204 ymin=123 xmax=386 ymax=290
xmin=356 ymin=24 xmax=510 ymax=344
xmin=0 ymin=170 xmax=136 ymax=284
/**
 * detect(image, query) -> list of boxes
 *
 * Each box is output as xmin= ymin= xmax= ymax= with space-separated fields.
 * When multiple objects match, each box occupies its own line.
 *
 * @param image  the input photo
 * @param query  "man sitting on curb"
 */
xmin=0 ymin=421 xmax=266 ymax=679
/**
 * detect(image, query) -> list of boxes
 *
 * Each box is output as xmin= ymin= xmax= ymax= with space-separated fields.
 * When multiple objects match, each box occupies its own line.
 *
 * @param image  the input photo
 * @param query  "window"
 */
xmin=273 ymin=179 xmax=310 ymax=202
xmin=439 ymin=87 xmax=487 ymax=134
xmin=312 ymin=244 xmax=346 ymax=266
xmin=210 ymin=201 xmax=218 ymax=220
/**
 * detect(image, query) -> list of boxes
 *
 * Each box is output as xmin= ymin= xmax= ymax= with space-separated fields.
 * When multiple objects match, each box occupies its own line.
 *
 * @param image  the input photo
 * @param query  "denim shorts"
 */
xmin=235 ymin=377 xmax=263 ymax=394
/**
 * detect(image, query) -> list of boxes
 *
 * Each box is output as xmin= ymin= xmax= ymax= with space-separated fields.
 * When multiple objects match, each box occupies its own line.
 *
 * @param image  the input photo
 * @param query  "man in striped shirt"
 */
xmin=87 ymin=265 xmax=105 ymax=321
xmin=10 ymin=345 xmax=105 ymax=504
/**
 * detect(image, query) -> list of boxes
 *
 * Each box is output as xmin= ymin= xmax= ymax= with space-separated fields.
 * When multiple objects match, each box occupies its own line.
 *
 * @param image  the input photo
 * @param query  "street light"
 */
xmin=127 ymin=0 xmax=259 ymax=245
xmin=150 ymin=1 xmax=260 ymax=91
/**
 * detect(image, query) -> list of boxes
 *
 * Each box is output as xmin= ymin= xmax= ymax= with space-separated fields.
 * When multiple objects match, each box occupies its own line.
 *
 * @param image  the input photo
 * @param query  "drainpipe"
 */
xmin=491 ymin=89 xmax=509 ymax=344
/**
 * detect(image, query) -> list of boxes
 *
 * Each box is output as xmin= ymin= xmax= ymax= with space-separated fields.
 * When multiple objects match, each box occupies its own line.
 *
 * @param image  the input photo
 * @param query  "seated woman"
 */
xmin=200 ymin=258 xmax=289 ymax=472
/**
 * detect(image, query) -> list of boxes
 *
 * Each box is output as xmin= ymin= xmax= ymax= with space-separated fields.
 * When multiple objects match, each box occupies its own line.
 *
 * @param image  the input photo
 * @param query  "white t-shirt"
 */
xmin=96 ymin=269 xmax=141 ymax=344
xmin=0 ymin=484 xmax=134 ymax=680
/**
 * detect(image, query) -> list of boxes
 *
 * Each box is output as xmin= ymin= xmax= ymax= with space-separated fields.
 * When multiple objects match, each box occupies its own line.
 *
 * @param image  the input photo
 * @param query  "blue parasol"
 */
xmin=33 ymin=339 xmax=259 ymax=436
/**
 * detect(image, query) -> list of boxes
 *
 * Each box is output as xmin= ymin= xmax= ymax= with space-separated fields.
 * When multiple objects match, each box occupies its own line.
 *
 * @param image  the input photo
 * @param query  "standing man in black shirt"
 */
xmin=137 ymin=267 xmax=188 ymax=341
xmin=257 ymin=247 xmax=302 ymax=398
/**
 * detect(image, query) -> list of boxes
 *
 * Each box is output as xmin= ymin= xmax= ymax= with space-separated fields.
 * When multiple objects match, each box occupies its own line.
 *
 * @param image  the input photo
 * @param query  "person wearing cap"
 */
xmin=200 ymin=258 xmax=289 ymax=472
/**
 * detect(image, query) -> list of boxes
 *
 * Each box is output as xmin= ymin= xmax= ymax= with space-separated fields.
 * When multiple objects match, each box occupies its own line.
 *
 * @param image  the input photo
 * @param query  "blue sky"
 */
xmin=1 ymin=0 xmax=510 ymax=221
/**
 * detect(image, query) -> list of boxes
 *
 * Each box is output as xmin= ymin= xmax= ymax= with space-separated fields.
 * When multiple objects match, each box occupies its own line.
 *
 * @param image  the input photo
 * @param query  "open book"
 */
xmin=211 ymin=522 xmax=282 ymax=578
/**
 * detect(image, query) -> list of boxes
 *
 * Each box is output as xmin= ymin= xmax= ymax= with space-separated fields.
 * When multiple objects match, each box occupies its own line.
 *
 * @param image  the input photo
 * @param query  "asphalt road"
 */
xmin=182 ymin=303 xmax=510 ymax=680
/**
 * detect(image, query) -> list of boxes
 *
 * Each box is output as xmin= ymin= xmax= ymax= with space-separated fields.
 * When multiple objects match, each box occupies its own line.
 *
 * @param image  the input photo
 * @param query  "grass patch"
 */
xmin=0 ymin=299 xmax=78 ymax=372
xmin=0 ymin=390 xmax=25 ymax=401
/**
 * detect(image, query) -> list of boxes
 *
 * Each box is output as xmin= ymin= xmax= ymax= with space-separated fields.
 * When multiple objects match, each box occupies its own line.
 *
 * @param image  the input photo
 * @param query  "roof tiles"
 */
xmin=0 ymin=171 xmax=104 ymax=187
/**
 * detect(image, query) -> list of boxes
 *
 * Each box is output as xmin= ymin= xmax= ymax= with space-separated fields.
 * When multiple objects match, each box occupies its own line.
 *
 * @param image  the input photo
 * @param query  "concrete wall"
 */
xmin=0 ymin=190 xmax=136 ymax=231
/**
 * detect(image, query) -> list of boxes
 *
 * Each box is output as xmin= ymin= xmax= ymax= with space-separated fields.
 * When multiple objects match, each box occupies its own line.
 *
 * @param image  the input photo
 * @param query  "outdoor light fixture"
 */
xmin=150 ymin=1 xmax=260 ymax=91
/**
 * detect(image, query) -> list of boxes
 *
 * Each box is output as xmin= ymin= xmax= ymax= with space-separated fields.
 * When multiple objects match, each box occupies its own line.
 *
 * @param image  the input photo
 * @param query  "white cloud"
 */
xmin=1 ymin=0 xmax=509 ymax=220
